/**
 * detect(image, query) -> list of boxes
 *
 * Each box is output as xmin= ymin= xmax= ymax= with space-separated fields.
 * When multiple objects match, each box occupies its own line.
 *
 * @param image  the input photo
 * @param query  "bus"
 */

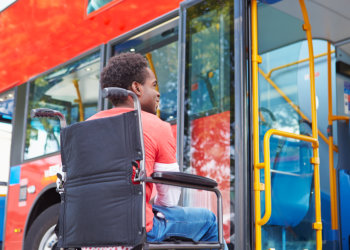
xmin=0 ymin=0 xmax=349 ymax=249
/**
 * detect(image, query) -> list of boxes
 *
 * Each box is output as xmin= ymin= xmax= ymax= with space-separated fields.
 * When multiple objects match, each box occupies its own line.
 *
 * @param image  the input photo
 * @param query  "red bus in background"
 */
xmin=3 ymin=0 xmax=350 ymax=249
xmin=0 ymin=0 xmax=234 ymax=249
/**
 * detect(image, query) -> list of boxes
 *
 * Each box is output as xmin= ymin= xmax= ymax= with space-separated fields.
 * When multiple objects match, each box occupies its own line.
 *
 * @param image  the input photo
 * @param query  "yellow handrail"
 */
xmin=72 ymin=79 xmax=84 ymax=122
xmin=259 ymin=129 xmax=318 ymax=226
xmin=266 ymin=50 xmax=335 ymax=78
xmin=258 ymin=67 xmax=338 ymax=153
xmin=251 ymin=0 xmax=263 ymax=249
xmin=299 ymin=1 xmax=323 ymax=249
xmin=327 ymin=41 xmax=338 ymax=230
xmin=145 ymin=53 xmax=160 ymax=118
xmin=331 ymin=116 xmax=350 ymax=121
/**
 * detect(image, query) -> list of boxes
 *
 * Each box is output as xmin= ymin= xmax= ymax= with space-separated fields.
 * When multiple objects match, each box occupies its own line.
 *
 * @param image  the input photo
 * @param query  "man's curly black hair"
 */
xmin=100 ymin=52 xmax=148 ymax=106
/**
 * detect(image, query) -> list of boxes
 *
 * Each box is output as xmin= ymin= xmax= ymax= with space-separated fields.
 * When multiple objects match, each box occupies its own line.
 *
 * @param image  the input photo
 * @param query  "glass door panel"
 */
xmin=182 ymin=0 xmax=234 ymax=246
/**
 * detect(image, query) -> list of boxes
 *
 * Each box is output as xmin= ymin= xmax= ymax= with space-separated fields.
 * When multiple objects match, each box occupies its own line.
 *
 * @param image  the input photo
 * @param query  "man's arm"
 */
xmin=153 ymin=162 xmax=181 ymax=206
xmin=151 ymin=121 xmax=181 ymax=207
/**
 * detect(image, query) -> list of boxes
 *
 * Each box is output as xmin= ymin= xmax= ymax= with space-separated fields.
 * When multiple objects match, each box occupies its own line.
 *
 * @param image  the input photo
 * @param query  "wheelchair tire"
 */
xmin=24 ymin=203 xmax=59 ymax=250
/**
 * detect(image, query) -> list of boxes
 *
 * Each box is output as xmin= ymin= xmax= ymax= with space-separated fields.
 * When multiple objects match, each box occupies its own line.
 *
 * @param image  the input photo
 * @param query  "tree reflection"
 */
xmin=150 ymin=41 xmax=178 ymax=121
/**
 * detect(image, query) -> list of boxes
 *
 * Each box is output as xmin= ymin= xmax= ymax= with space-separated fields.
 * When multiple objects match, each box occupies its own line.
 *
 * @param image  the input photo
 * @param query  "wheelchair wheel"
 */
xmin=24 ymin=203 xmax=59 ymax=250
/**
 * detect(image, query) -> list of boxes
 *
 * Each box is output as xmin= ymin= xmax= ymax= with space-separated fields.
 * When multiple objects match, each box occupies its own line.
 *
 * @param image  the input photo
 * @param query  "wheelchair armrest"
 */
xmin=144 ymin=172 xmax=224 ymax=248
xmin=149 ymin=171 xmax=218 ymax=188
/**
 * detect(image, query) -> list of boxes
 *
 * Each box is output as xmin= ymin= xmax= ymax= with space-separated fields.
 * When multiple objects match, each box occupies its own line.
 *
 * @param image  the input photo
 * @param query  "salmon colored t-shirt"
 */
xmin=88 ymin=107 xmax=177 ymax=232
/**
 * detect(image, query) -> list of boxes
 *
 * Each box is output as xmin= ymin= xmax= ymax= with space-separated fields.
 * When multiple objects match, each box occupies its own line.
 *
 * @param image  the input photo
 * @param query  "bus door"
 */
xmin=179 ymin=0 xmax=234 ymax=248
xmin=253 ymin=1 xmax=324 ymax=249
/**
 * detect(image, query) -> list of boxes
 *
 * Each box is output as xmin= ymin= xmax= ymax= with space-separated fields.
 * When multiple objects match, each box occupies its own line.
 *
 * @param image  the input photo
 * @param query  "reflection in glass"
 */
xmin=183 ymin=0 xmax=234 ymax=245
xmin=113 ymin=18 xmax=178 ymax=122
xmin=25 ymin=52 xmax=100 ymax=160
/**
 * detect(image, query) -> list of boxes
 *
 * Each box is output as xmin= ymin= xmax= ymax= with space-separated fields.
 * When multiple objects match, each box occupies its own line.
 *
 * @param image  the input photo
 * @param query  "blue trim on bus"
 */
xmin=260 ymin=0 xmax=282 ymax=4
xmin=0 ymin=196 xmax=6 ymax=242
xmin=9 ymin=166 xmax=21 ymax=185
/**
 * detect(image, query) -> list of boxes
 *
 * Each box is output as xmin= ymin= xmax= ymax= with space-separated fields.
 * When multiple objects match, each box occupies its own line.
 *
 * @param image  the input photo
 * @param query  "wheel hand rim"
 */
xmin=38 ymin=224 xmax=57 ymax=250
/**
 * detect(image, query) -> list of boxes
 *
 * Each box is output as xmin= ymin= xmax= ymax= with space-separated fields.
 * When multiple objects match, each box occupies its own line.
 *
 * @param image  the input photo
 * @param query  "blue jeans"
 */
xmin=147 ymin=205 xmax=228 ymax=250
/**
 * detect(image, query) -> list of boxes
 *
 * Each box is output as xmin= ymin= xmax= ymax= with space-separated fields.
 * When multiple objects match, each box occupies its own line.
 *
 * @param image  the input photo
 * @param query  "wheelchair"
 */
xmin=31 ymin=87 xmax=224 ymax=250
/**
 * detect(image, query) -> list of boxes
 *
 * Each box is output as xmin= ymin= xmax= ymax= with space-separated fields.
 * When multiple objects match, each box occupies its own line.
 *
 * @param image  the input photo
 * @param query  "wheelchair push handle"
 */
xmin=31 ymin=108 xmax=67 ymax=128
xmin=102 ymin=87 xmax=140 ymax=111
xmin=102 ymin=87 xmax=129 ymax=100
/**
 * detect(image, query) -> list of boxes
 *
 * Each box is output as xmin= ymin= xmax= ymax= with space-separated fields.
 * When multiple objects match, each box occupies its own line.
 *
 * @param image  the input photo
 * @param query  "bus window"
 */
xmin=24 ymin=52 xmax=100 ymax=160
xmin=0 ymin=89 xmax=14 ymax=194
xmin=112 ymin=17 xmax=178 ymax=123
xmin=182 ymin=0 xmax=234 ymax=244
xmin=87 ymin=0 xmax=114 ymax=15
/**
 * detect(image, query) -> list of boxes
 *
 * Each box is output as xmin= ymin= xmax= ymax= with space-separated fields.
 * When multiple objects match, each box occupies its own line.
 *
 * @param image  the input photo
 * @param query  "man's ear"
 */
xmin=130 ymin=81 xmax=142 ymax=97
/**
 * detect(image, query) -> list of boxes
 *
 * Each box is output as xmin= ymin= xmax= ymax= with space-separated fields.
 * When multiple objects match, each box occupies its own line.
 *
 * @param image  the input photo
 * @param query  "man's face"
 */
xmin=138 ymin=68 xmax=160 ymax=115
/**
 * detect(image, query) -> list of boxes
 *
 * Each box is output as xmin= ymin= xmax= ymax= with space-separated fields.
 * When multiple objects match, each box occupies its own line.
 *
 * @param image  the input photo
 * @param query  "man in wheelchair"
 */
xmin=86 ymin=52 xmax=227 ymax=249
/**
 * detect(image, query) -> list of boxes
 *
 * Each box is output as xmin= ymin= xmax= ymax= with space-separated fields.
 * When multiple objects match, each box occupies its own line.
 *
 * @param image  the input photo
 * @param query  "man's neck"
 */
xmin=114 ymin=103 xmax=134 ymax=109
xmin=114 ymin=98 xmax=135 ymax=109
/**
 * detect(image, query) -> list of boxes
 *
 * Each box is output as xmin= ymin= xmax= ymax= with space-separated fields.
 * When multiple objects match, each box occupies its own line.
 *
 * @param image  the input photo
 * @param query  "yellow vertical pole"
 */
xmin=299 ymin=1 xmax=323 ymax=249
xmin=72 ymin=79 xmax=84 ymax=122
xmin=145 ymin=53 xmax=160 ymax=117
xmin=251 ymin=0 xmax=263 ymax=249
xmin=327 ymin=41 xmax=339 ymax=230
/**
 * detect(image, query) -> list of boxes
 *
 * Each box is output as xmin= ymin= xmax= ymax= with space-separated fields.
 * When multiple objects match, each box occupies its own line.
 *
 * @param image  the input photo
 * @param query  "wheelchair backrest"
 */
xmin=57 ymin=110 xmax=145 ymax=248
